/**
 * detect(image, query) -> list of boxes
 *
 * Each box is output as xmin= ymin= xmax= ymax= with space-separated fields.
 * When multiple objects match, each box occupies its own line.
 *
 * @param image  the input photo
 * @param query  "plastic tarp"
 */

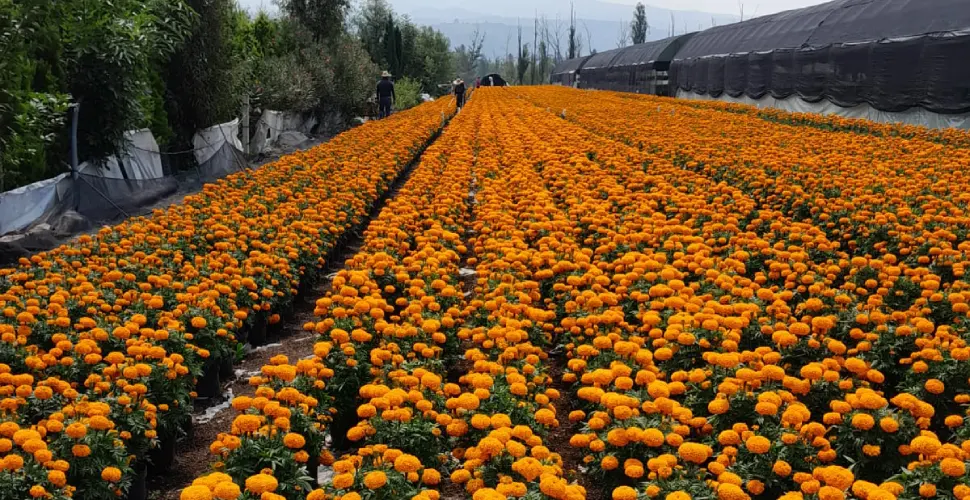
xmin=251 ymin=111 xmax=318 ymax=155
xmin=0 ymin=173 xmax=71 ymax=234
xmin=670 ymin=0 xmax=970 ymax=113
xmin=610 ymin=41 xmax=671 ymax=68
xmin=70 ymin=125 xmax=180 ymax=221
xmin=1 ymin=120 xmax=251 ymax=237
xmin=195 ymin=118 xmax=246 ymax=178
xmin=74 ymin=129 xmax=164 ymax=180
xmin=677 ymin=89 xmax=970 ymax=130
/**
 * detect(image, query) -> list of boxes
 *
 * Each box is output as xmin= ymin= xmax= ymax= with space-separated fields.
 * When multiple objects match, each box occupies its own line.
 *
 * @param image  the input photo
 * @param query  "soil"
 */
xmin=547 ymin=354 xmax=607 ymax=500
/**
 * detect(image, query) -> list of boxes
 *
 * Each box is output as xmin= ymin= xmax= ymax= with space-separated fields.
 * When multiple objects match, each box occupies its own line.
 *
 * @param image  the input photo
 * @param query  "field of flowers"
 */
xmin=0 ymin=98 xmax=454 ymax=500
xmin=3 ymin=85 xmax=970 ymax=500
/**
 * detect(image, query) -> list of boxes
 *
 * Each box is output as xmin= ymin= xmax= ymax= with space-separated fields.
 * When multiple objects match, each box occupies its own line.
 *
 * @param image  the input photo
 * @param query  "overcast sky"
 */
xmin=237 ymin=0 xmax=830 ymax=17
xmin=605 ymin=0 xmax=827 ymax=15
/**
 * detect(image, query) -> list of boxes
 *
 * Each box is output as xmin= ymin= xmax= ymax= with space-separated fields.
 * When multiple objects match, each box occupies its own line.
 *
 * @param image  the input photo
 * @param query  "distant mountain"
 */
xmin=397 ymin=1 xmax=737 ymax=56
xmin=233 ymin=0 xmax=739 ymax=57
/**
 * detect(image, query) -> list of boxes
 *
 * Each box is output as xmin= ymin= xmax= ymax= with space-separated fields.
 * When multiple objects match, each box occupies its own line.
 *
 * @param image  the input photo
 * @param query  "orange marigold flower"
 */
xmin=394 ymin=454 xmax=422 ymax=474
xmin=678 ymin=442 xmax=712 ymax=464
xmin=282 ymin=433 xmax=305 ymax=449
xmin=363 ymin=471 xmax=387 ymax=489
xmin=244 ymin=473 xmax=278 ymax=494
xmin=745 ymin=436 xmax=771 ymax=454
xmin=180 ymin=485 xmax=213 ymax=500
xmin=613 ymin=486 xmax=638 ymax=500
xmin=101 ymin=466 xmax=122 ymax=482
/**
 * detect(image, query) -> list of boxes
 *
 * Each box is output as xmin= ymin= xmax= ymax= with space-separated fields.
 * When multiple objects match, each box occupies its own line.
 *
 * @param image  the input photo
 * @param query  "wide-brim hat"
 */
xmin=381 ymin=70 xmax=391 ymax=77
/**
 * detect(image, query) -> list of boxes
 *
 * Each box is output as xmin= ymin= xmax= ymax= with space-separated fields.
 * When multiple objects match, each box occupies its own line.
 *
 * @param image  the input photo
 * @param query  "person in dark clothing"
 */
xmin=454 ymin=78 xmax=466 ymax=109
xmin=475 ymin=77 xmax=481 ymax=89
xmin=377 ymin=71 xmax=395 ymax=118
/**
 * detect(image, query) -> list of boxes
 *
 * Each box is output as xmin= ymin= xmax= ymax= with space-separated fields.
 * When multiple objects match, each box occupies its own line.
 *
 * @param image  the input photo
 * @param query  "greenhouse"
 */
xmin=550 ymin=56 xmax=591 ymax=87
xmin=670 ymin=0 xmax=970 ymax=127
xmin=579 ymin=34 xmax=696 ymax=94
xmin=549 ymin=34 xmax=694 ymax=94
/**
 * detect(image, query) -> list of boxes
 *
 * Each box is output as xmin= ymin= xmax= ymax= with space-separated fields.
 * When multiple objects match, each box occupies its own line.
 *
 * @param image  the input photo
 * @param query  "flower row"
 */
xmin=0 ymin=98 xmax=454 ymax=500
xmin=445 ymin=95 xmax=586 ymax=500
xmin=313 ymin=89 xmax=478 ymax=500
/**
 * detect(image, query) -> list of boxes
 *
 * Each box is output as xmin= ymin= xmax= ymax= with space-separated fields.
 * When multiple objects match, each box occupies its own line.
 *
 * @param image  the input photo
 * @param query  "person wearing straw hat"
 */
xmin=454 ymin=77 xmax=466 ymax=110
xmin=377 ymin=70 xmax=395 ymax=119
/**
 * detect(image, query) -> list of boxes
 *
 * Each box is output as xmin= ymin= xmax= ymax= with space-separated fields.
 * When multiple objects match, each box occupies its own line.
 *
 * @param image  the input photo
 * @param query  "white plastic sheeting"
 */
xmin=0 ymin=173 xmax=72 ymax=235
xmin=676 ymin=90 xmax=970 ymax=130
xmin=1 ymin=128 xmax=162 ymax=235
xmin=193 ymin=119 xmax=247 ymax=180
xmin=194 ymin=119 xmax=243 ymax=166
xmin=1 ymin=120 xmax=248 ymax=237
xmin=251 ymin=110 xmax=318 ymax=155
xmin=76 ymin=129 xmax=165 ymax=180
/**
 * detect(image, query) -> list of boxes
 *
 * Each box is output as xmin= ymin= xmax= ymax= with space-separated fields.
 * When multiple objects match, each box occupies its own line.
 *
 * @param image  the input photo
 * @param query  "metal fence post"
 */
xmin=70 ymin=102 xmax=81 ymax=210
xmin=241 ymin=94 xmax=251 ymax=156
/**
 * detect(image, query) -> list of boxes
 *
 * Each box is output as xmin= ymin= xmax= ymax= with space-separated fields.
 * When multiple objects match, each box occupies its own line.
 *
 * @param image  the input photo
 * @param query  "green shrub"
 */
xmin=256 ymin=54 xmax=321 ymax=113
xmin=394 ymin=77 xmax=422 ymax=111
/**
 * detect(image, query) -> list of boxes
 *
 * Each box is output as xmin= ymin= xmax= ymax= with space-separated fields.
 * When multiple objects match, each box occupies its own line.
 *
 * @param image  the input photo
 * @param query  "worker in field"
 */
xmin=377 ymin=71 xmax=395 ymax=119
xmin=454 ymin=78 xmax=466 ymax=110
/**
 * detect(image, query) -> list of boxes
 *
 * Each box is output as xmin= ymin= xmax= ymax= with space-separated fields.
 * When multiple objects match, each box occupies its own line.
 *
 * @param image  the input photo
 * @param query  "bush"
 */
xmin=394 ymin=77 xmax=422 ymax=111
xmin=256 ymin=54 xmax=321 ymax=113
xmin=325 ymin=35 xmax=379 ymax=115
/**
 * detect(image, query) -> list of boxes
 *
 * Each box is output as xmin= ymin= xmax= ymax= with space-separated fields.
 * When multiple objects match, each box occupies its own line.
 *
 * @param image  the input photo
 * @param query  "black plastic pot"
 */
xmin=185 ymin=418 xmax=195 ymax=441
xmin=195 ymin=360 xmax=222 ymax=399
xmin=296 ymin=275 xmax=315 ymax=301
xmin=248 ymin=315 xmax=268 ymax=347
xmin=236 ymin=324 xmax=249 ymax=345
xmin=329 ymin=412 xmax=356 ymax=452
xmin=148 ymin=437 xmax=177 ymax=474
xmin=219 ymin=356 xmax=234 ymax=380
xmin=306 ymin=455 xmax=320 ymax=488
xmin=125 ymin=463 xmax=148 ymax=500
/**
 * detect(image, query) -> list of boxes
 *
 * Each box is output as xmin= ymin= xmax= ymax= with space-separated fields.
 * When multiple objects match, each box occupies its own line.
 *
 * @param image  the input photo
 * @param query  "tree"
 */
xmin=353 ymin=0 xmax=391 ymax=66
xmin=616 ymin=18 xmax=629 ymax=48
xmin=542 ymin=15 xmax=565 ymax=63
xmin=400 ymin=18 xmax=419 ymax=77
xmin=537 ymin=39 xmax=550 ymax=83
xmin=454 ymin=27 xmax=484 ymax=83
xmin=531 ymin=16 xmax=538 ymax=84
xmin=382 ymin=15 xmax=403 ymax=77
xmin=68 ymin=0 xmax=195 ymax=163
xmin=414 ymin=26 xmax=453 ymax=93
xmin=166 ymin=0 xmax=239 ymax=146
xmin=568 ymin=3 xmax=577 ymax=59
xmin=631 ymin=2 xmax=648 ymax=44
xmin=277 ymin=0 xmax=349 ymax=42
xmin=516 ymin=22 xmax=530 ymax=85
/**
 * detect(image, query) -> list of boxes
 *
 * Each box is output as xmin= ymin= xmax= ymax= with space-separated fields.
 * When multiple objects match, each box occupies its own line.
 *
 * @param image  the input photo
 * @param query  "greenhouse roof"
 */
xmin=674 ymin=0 xmax=970 ymax=60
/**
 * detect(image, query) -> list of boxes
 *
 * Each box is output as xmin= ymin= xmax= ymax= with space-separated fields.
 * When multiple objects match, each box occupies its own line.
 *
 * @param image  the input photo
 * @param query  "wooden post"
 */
xmin=241 ymin=94 xmax=251 ymax=156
